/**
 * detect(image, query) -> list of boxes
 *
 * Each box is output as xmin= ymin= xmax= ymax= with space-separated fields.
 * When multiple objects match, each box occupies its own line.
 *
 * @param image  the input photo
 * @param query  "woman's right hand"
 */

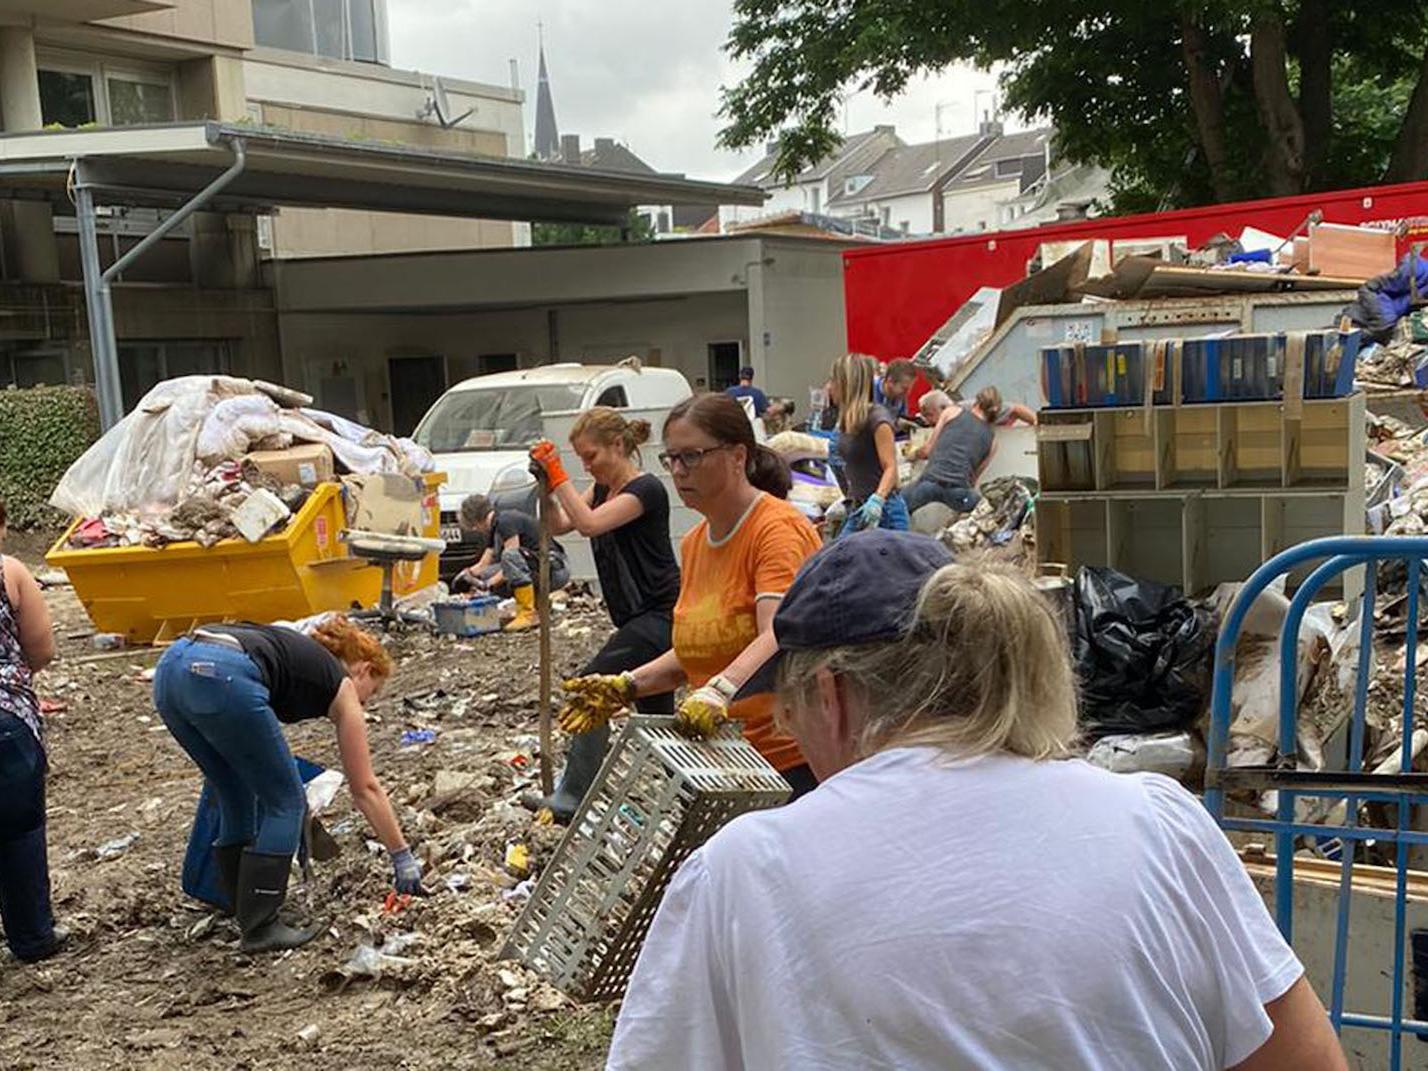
xmin=529 ymin=439 xmax=571 ymax=491
xmin=560 ymin=671 xmax=637 ymax=733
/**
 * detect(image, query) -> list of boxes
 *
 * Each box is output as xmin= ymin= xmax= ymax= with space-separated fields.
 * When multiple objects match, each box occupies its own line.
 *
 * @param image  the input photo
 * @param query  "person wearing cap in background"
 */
xmin=724 ymin=366 xmax=769 ymax=418
xmin=559 ymin=393 xmax=822 ymax=798
xmin=607 ymin=530 xmax=1346 ymax=1071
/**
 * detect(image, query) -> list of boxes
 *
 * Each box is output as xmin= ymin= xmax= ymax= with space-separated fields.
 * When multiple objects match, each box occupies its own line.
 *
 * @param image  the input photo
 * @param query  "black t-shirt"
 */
xmin=494 ymin=510 xmax=564 ymax=557
xmin=838 ymin=404 xmax=896 ymax=501
xmin=591 ymin=474 xmax=680 ymax=627
xmin=208 ymin=623 xmax=347 ymax=724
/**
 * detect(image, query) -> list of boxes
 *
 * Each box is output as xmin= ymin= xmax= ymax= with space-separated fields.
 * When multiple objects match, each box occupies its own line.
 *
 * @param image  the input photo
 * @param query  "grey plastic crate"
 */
xmin=501 ymin=715 xmax=791 ymax=1001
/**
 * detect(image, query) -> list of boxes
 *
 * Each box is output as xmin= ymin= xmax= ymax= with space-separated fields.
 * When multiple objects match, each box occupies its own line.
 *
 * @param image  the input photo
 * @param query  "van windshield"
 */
xmin=413 ymin=384 xmax=586 ymax=453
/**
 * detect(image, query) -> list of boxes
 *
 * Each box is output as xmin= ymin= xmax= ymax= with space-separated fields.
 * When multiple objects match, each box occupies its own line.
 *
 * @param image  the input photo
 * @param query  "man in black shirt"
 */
xmin=453 ymin=494 xmax=569 ymax=631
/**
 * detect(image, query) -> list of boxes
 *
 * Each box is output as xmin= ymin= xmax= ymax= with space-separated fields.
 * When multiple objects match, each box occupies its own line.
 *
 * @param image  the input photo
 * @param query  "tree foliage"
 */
xmin=532 ymin=209 xmax=656 ymax=247
xmin=719 ymin=1 xmax=1428 ymax=211
xmin=0 ymin=386 xmax=100 ymax=530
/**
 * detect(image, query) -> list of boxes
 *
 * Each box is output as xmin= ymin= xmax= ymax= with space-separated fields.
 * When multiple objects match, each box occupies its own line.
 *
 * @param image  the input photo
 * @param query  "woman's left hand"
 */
xmin=675 ymin=676 xmax=736 ymax=739
xmin=848 ymin=493 xmax=884 ymax=532
xmin=390 ymin=846 xmax=425 ymax=895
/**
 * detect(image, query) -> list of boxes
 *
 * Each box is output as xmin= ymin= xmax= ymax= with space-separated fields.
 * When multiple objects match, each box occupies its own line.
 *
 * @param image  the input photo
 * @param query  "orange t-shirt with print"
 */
xmin=672 ymin=493 xmax=821 ymax=771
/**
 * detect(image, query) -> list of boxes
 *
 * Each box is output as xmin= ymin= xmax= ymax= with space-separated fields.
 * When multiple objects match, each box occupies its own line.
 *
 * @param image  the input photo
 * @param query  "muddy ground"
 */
xmin=0 ymin=531 xmax=621 ymax=1070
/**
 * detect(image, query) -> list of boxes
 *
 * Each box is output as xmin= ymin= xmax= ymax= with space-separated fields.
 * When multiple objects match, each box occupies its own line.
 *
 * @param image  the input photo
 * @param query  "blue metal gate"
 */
xmin=1207 ymin=535 xmax=1428 ymax=1068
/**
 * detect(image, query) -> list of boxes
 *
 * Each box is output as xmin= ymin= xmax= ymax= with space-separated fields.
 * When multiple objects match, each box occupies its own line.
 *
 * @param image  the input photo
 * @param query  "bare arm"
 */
xmin=972 ymin=439 xmax=998 ymax=486
xmin=329 ymin=679 xmax=406 ymax=853
xmin=544 ymin=485 xmax=597 ymax=537
xmin=1229 ymin=976 xmax=1347 ymax=1071
xmin=553 ymin=479 xmax=645 ymax=538
xmin=873 ymin=422 xmax=898 ymax=497
xmin=1003 ymin=403 xmax=1038 ymax=427
xmin=6 ymin=557 xmax=54 ymax=672
xmin=917 ymin=405 xmax=961 ymax=460
xmin=711 ymin=600 xmax=780 ymax=696
xmin=628 ymin=648 xmax=688 ymax=698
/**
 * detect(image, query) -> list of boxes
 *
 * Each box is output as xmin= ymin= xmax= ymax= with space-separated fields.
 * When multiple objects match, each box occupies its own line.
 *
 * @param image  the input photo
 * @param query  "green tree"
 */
xmin=719 ymin=2 xmax=1428 ymax=210
xmin=532 ymin=208 xmax=656 ymax=247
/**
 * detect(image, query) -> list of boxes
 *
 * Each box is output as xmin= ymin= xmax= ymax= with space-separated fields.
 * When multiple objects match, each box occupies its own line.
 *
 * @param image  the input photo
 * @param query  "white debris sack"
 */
xmin=195 ymin=394 xmax=287 ymax=464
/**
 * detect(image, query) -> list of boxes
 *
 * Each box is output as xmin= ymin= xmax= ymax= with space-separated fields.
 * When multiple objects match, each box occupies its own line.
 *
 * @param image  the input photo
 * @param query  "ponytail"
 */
xmin=748 ymin=444 xmax=792 ymax=499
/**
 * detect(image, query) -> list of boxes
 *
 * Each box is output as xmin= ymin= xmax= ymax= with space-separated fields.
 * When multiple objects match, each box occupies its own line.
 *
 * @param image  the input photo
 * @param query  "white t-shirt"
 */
xmin=608 ymin=748 xmax=1302 ymax=1071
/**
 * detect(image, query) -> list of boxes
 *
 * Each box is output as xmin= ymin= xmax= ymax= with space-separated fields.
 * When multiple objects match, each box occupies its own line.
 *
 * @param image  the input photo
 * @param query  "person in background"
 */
xmin=904 ymin=386 xmax=1032 ymax=516
xmin=762 ymin=397 xmax=795 ymax=436
xmin=724 ymin=366 xmax=769 ymax=417
xmin=873 ymin=357 xmax=918 ymax=422
xmin=453 ymin=494 xmax=569 ymax=632
xmin=608 ymin=531 xmax=1347 ymax=1071
xmin=524 ymin=408 xmax=680 ymax=822
xmin=830 ymin=353 xmax=909 ymax=535
xmin=153 ymin=617 xmax=422 ymax=953
xmin=559 ymin=393 xmax=822 ymax=798
xmin=0 ymin=496 xmax=61 ymax=964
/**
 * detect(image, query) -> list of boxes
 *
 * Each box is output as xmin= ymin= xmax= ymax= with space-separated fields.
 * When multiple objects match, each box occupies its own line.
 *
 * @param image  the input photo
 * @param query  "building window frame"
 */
xmin=36 ymin=49 xmax=176 ymax=129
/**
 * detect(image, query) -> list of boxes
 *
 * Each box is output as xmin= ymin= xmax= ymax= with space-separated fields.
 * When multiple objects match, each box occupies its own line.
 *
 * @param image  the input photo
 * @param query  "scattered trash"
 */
xmin=1086 ymin=731 xmax=1204 ymax=782
xmin=296 ymin=1024 xmax=321 ymax=1049
xmin=92 ymin=832 xmax=140 ymax=861
xmin=504 ymin=842 xmax=530 ymax=878
xmin=91 ymin=633 xmax=125 ymax=651
xmin=400 ymin=729 xmax=437 ymax=747
xmin=321 ymin=942 xmax=420 ymax=992
xmin=503 ymin=877 xmax=535 ymax=903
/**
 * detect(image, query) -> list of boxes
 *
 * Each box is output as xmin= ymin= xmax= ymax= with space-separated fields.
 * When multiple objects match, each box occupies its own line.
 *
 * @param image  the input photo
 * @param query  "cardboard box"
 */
xmin=1307 ymin=223 xmax=1395 ymax=279
xmin=342 ymin=473 xmax=425 ymax=536
xmin=244 ymin=443 xmax=334 ymax=488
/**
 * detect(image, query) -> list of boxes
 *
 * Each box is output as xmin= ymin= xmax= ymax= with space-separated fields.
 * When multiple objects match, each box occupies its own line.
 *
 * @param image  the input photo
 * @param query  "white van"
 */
xmin=411 ymin=362 xmax=693 ymax=578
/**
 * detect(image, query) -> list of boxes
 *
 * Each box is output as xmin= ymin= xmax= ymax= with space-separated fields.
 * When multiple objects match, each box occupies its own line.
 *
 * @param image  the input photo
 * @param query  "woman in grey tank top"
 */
xmin=903 ymin=387 xmax=1030 ymax=516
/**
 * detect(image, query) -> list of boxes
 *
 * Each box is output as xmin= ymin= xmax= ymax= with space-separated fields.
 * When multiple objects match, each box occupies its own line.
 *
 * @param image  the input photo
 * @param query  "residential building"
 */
xmin=825 ymin=132 xmax=991 ymax=235
xmin=938 ymin=126 xmax=1052 ymax=233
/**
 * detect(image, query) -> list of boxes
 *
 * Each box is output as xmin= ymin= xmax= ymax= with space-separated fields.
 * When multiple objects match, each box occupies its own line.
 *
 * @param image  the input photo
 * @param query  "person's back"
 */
xmin=613 ymin=748 xmax=1300 ymax=1071
xmin=924 ymin=407 xmax=993 ymax=489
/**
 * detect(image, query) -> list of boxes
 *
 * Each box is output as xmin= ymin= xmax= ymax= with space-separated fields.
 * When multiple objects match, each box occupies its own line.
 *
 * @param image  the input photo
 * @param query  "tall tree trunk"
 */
xmin=1386 ymin=45 xmax=1428 ymax=182
xmin=1294 ymin=0 xmax=1332 ymax=187
xmin=1181 ymin=16 xmax=1235 ymax=202
xmin=1250 ymin=13 xmax=1307 ymax=195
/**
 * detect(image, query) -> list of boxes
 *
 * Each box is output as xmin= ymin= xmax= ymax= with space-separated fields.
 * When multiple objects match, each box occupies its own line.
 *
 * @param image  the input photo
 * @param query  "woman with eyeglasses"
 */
xmin=559 ymin=393 xmax=823 ymax=798
xmin=524 ymin=408 xmax=681 ymax=822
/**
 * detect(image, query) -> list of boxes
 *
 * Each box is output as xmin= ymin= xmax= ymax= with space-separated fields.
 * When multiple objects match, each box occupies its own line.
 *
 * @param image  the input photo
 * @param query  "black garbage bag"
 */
xmin=1073 ymin=566 xmax=1215 ymax=740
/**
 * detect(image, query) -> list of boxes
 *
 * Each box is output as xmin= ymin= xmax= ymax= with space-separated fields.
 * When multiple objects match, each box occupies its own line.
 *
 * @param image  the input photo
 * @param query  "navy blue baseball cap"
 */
xmin=734 ymin=529 xmax=954 ymax=701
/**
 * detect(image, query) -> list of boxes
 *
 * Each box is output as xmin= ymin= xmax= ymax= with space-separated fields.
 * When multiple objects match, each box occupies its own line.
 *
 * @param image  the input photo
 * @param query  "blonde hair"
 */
xmin=832 ymin=353 xmax=876 ymax=435
xmin=975 ymin=386 xmax=1003 ymax=422
xmin=570 ymin=406 xmax=652 ymax=459
xmin=313 ymin=615 xmax=395 ymax=679
xmin=777 ymin=556 xmax=1077 ymax=762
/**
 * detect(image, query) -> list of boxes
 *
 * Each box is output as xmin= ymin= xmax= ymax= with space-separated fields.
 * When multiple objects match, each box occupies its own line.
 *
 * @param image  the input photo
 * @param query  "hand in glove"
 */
xmin=390 ymin=846 xmax=425 ymax=895
xmin=559 ymin=671 xmax=637 ymax=734
xmin=529 ymin=439 xmax=571 ymax=491
xmin=675 ymin=675 xmax=737 ymax=740
xmin=843 ymin=493 xmax=885 ymax=534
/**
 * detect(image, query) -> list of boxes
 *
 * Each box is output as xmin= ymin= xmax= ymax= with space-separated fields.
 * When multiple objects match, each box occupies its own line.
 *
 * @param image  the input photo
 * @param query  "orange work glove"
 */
xmin=529 ymin=439 xmax=571 ymax=491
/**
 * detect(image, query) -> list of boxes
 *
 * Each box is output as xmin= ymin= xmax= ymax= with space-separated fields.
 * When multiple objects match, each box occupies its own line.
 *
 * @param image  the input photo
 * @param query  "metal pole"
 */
xmin=75 ymin=139 xmax=249 ymax=430
xmin=74 ymin=182 xmax=122 ymax=431
xmin=536 ymin=477 xmax=554 ymax=797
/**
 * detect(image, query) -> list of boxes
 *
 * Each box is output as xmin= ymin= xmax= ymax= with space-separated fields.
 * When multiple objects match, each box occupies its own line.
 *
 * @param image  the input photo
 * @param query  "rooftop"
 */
xmin=944 ymin=128 xmax=1052 ymax=192
xmin=829 ymin=133 xmax=990 ymax=204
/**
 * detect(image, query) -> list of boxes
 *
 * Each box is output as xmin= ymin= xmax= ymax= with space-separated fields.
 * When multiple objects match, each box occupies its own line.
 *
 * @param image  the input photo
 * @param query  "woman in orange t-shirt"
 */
xmin=561 ymin=393 xmax=823 ymax=797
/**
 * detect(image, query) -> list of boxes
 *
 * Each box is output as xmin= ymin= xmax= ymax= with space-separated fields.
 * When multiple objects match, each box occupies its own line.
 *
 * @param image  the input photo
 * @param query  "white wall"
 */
xmin=750 ymin=242 xmax=849 ymax=404
xmin=720 ymin=179 xmax=824 ymax=229
xmin=941 ymin=177 xmax=1022 ymax=234
xmin=832 ymin=189 xmax=933 ymax=235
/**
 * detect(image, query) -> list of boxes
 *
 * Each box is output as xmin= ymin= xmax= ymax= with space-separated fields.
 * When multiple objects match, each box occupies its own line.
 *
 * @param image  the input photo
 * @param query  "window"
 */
xmin=119 ymin=340 xmax=231 ymax=411
xmin=880 ymin=206 xmax=892 ymax=227
xmin=809 ymin=186 xmax=822 ymax=214
xmin=595 ymin=385 xmax=628 ymax=408
xmin=38 ymin=53 xmax=174 ymax=128
xmin=252 ymin=0 xmax=389 ymax=64
xmin=995 ymin=158 xmax=1024 ymax=177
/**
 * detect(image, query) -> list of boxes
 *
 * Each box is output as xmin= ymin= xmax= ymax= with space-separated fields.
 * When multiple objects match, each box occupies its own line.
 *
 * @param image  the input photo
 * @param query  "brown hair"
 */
xmin=663 ymin=393 xmax=791 ymax=498
xmin=777 ymin=555 xmax=1077 ymax=762
xmin=886 ymin=358 xmax=917 ymax=384
xmin=459 ymin=494 xmax=493 ymax=529
xmin=832 ymin=353 xmax=875 ymax=435
xmin=313 ymin=615 xmax=395 ymax=679
xmin=570 ymin=406 xmax=652 ymax=459
xmin=975 ymin=386 xmax=1003 ymax=422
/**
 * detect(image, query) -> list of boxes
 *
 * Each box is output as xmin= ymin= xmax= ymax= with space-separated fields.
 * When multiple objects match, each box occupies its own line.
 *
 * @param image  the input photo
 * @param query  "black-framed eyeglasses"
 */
xmin=657 ymin=445 xmax=731 ymax=472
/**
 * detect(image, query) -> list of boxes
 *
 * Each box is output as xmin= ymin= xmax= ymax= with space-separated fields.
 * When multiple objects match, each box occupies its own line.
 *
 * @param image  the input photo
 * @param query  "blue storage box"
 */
xmin=1181 ymin=330 xmax=1359 ymax=403
xmin=434 ymin=595 xmax=502 ymax=637
xmin=1041 ymin=342 xmax=1171 ymax=409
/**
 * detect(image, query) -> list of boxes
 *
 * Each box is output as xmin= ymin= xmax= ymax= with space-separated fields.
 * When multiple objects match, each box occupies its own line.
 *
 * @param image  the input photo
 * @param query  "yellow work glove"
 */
xmin=674 ymin=675 xmax=737 ymax=740
xmin=559 ymin=671 xmax=637 ymax=734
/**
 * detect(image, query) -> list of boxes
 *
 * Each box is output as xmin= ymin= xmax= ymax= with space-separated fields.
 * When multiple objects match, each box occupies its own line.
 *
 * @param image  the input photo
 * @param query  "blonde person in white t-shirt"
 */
xmin=608 ymin=531 xmax=1346 ymax=1071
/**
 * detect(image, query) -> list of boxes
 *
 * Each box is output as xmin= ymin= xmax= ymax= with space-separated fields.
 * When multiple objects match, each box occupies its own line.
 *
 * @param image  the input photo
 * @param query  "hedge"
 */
xmin=0 ymin=386 xmax=101 ymax=530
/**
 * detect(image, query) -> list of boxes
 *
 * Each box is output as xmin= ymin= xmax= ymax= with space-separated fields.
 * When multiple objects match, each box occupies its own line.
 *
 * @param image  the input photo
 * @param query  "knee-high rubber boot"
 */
xmin=214 ymin=843 xmax=245 ymax=917
xmin=505 ymin=584 xmax=538 ymax=632
xmin=235 ymin=849 xmax=317 ymax=953
xmin=524 ymin=723 xmax=609 ymax=822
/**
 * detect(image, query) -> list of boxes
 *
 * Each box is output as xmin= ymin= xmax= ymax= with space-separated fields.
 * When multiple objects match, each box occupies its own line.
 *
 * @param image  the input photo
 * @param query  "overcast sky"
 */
xmin=387 ymin=0 xmax=1012 ymax=182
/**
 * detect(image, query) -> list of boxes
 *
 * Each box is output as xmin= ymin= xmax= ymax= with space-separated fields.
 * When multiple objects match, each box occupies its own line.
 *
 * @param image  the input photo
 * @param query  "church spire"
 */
xmin=533 ymin=22 xmax=560 ymax=160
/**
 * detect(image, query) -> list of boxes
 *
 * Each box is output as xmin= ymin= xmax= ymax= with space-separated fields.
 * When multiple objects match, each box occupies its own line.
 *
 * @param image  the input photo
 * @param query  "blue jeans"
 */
xmin=0 ymin=712 xmax=54 ymax=961
xmin=838 ymin=490 xmax=911 ymax=539
xmin=903 ymin=478 xmax=980 ymax=516
xmin=154 ymin=639 xmax=306 ymax=858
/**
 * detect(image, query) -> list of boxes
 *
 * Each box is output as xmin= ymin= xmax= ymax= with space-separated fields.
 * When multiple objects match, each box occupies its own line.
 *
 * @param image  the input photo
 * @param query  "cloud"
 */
xmin=387 ymin=0 xmax=1010 ymax=182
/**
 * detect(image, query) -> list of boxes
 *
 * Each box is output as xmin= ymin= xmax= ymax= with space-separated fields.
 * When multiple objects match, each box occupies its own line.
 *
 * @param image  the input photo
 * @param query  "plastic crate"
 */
xmin=502 ymin=715 xmax=790 ymax=1001
xmin=432 ymin=595 xmax=502 ymax=636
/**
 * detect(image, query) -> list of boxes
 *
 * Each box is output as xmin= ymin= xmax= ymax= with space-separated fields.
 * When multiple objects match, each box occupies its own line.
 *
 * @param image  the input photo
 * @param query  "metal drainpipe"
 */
xmin=76 ymin=138 xmax=248 ymax=430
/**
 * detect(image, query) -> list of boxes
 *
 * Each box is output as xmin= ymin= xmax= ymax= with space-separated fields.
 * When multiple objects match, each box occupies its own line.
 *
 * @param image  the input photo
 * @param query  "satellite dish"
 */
xmin=419 ymin=75 xmax=474 ymax=129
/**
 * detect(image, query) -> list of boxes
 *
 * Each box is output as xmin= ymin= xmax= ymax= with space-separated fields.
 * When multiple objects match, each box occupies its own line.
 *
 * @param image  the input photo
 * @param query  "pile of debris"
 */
xmin=937 ymin=476 xmax=1037 ymax=556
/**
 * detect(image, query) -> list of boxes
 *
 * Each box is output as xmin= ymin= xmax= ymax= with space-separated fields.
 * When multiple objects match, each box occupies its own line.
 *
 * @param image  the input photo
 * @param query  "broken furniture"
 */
xmin=344 ymin=529 xmax=448 ymax=629
xmin=502 ymin=716 xmax=789 ymax=1001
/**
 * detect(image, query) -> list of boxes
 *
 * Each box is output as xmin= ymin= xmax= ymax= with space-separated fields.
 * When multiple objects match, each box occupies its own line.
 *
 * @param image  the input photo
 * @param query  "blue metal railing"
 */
xmin=1207 ymin=535 xmax=1428 ymax=1069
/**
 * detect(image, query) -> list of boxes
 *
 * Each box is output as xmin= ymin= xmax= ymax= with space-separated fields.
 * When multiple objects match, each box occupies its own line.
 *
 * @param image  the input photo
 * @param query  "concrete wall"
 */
xmin=101 ymin=0 xmax=254 ymax=50
xmin=833 ymin=189 xmax=933 ymax=236
xmin=751 ymin=241 xmax=849 ymax=401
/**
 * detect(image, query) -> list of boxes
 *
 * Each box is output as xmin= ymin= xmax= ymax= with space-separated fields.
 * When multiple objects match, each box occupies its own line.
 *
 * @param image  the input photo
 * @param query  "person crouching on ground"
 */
xmin=452 ymin=494 xmax=570 ymax=632
xmin=0 ymin=495 xmax=62 ymax=964
xmin=154 ymin=616 xmax=422 ymax=953
xmin=608 ymin=530 xmax=1347 ymax=1071
xmin=523 ymin=408 xmax=680 ymax=821
xmin=558 ymin=392 xmax=822 ymax=799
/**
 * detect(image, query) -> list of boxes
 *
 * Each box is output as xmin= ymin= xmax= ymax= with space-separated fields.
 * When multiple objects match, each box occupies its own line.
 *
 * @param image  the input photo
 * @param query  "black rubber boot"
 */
xmin=523 ymin=723 xmax=609 ymax=823
xmin=235 ymin=849 xmax=317 ymax=953
xmin=213 ymin=843 xmax=244 ymax=917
